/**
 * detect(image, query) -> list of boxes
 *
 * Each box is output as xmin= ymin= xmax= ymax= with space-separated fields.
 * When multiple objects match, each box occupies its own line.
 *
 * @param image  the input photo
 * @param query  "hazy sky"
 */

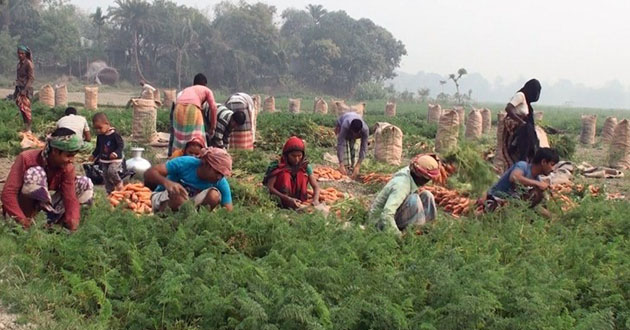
xmin=73 ymin=0 xmax=630 ymax=89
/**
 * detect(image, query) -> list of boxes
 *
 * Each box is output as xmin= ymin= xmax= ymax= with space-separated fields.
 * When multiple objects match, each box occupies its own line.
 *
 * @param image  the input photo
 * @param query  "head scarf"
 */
xmin=17 ymin=45 xmax=32 ymax=60
xmin=198 ymin=147 xmax=232 ymax=176
xmin=410 ymin=154 xmax=440 ymax=180
xmin=42 ymin=133 xmax=83 ymax=160
xmin=186 ymin=136 xmax=207 ymax=149
xmin=282 ymin=136 xmax=305 ymax=155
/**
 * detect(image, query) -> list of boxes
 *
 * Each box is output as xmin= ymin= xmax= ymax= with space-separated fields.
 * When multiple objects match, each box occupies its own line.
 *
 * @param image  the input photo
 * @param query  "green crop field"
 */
xmin=1 ymin=98 xmax=630 ymax=329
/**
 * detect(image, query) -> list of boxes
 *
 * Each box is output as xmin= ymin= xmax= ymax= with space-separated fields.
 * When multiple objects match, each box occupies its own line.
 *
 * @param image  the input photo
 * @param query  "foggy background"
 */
xmin=73 ymin=0 xmax=630 ymax=108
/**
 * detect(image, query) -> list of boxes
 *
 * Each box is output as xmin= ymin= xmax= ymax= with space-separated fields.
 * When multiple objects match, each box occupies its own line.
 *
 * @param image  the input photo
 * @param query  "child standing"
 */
xmin=91 ymin=112 xmax=124 ymax=193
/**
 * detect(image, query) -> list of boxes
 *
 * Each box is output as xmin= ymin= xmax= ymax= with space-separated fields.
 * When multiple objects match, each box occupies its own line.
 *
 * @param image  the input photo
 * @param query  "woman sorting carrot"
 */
xmin=264 ymin=136 xmax=321 ymax=209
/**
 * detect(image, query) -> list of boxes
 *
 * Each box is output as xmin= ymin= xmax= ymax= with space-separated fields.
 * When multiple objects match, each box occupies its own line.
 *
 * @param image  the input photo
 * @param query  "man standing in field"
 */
xmin=335 ymin=111 xmax=369 ymax=179
xmin=14 ymin=45 xmax=35 ymax=132
xmin=369 ymin=154 xmax=439 ymax=235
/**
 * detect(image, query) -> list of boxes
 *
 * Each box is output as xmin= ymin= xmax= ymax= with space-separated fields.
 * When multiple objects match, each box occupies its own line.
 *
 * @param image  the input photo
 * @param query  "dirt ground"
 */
xmin=0 ymin=305 xmax=30 ymax=330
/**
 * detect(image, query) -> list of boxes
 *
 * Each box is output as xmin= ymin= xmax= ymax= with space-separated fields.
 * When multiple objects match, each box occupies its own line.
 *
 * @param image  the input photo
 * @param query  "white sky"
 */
xmin=73 ymin=0 xmax=630 ymax=89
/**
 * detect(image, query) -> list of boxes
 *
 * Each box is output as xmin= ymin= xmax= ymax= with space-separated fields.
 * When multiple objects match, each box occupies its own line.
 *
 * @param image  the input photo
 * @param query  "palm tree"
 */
xmin=448 ymin=67 xmax=467 ymax=104
xmin=90 ymin=7 xmax=108 ymax=49
xmin=108 ymin=0 xmax=154 ymax=82
xmin=306 ymin=4 xmax=326 ymax=24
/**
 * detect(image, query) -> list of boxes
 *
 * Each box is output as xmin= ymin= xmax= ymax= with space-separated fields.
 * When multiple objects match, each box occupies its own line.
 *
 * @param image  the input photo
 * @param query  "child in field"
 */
xmin=264 ymin=136 xmax=321 ymax=209
xmin=485 ymin=147 xmax=558 ymax=211
xmin=170 ymin=136 xmax=206 ymax=158
xmin=90 ymin=112 xmax=124 ymax=193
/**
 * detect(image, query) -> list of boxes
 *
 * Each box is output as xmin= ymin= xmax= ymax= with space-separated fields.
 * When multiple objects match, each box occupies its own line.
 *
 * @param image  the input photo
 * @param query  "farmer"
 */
xmin=169 ymin=73 xmax=218 ymax=156
xmin=1 ymin=128 xmax=94 ymax=231
xmin=335 ymin=111 xmax=369 ymax=178
xmin=501 ymin=79 xmax=542 ymax=169
xmin=144 ymin=147 xmax=233 ymax=212
xmin=56 ymin=107 xmax=91 ymax=143
xmin=207 ymin=103 xmax=247 ymax=149
xmin=14 ymin=45 xmax=35 ymax=132
xmin=223 ymin=92 xmax=256 ymax=150
xmin=170 ymin=136 xmax=206 ymax=158
xmin=264 ymin=136 xmax=321 ymax=209
xmin=485 ymin=147 xmax=559 ymax=212
xmin=369 ymin=154 xmax=439 ymax=234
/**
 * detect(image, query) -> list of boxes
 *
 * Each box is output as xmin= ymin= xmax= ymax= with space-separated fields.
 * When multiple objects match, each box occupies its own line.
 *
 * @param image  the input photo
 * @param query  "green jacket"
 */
xmin=369 ymin=167 xmax=418 ymax=232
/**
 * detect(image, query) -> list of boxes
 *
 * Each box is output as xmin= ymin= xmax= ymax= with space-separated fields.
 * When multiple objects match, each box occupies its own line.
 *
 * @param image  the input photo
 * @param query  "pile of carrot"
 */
xmin=422 ymin=185 xmax=472 ymax=217
xmin=433 ymin=163 xmax=457 ymax=186
xmin=19 ymin=131 xmax=45 ymax=149
xmin=360 ymin=172 xmax=392 ymax=184
xmin=306 ymin=187 xmax=347 ymax=204
xmin=108 ymin=183 xmax=152 ymax=215
xmin=313 ymin=167 xmax=345 ymax=181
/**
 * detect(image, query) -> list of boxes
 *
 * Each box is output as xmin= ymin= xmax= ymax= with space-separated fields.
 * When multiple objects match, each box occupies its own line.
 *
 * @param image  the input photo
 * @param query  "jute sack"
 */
xmin=536 ymin=126 xmax=550 ymax=148
xmin=494 ymin=112 xmax=507 ymax=172
xmin=314 ymin=98 xmax=328 ymax=114
xmin=253 ymin=94 xmax=262 ymax=114
xmin=428 ymin=104 xmax=442 ymax=124
xmin=385 ymin=102 xmax=396 ymax=117
xmin=141 ymin=87 xmax=154 ymax=100
xmin=163 ymin=89 xmax=176 ymax=109
xmin=335 ymin=101 xmax=365 ymax=117
xmin=580 ymin=115 xmax=597 ymax=145
xmin=131 ymin=98 xmax=157 ymax=142
xmin=288 ymin=98 xmax=301 ymax=114
xmin=608 ymin=119 xmax=630 ymax=169
xmin=331 ymin=99 xmax=345 ymax=116
xmin=435 ymin=110 xmax=460 ymax=153
xmin=351 ymin=102 xmax=366 ymax=117
xmin=54 ymin=84 xmax=68 ymax=107
xmin=534 ymin=111 xmax=544 ymax=122
xmin=84 ymin=86 xmax=98 ymax=110
xmin=374 ymin=122 xmax=403 ymax=165
xmin=40 ymin=84 xmax=55 ymax=107
xmin=263 ymin=96 xmax=276 ymax=112
xmin=601 ymin=117 xmax=617 ymax=144
xmin=454 ymin=106 xmax=465 ymax=126
xmin=481 ymin=108 xmax=492 ymax=134
xmin=153 ymin=88 xmax=161 ymax=103
xmin=465 ymin=109 xmax=483 ymax=140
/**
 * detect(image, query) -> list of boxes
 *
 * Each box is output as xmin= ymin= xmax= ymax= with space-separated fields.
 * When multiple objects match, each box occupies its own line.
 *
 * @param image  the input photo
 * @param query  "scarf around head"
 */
xmin=270 ymin=136 xmax=309 ymax=201
xmin=518 ymin=79 xmax=541 ymax=123
xmin=17 ymin=45 xmax=32 ymax=60
xmin=410 ymin=153 xmax=440 ymax=181
xmin=198 ymin=147 xmax=232 ymax=176
xmin=42 ymin=133 xmax=83 ymax=160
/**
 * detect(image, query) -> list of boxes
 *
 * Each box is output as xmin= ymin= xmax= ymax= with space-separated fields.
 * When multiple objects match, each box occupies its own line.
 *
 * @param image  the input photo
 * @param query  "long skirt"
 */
xmin=394 ymin=190 xmax=437 ymax=230
xmin=14 ymin=87 xmax=32 ymax=123
xmin=172 ymin=103 xmax=206 ymax=154
xmin=501 ymin=116 xmax=522 ymax=169
xmin=227 ymin=101 xmax=255 ymax=150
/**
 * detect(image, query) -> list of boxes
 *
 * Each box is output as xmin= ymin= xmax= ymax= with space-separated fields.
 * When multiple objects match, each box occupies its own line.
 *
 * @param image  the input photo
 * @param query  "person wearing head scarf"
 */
xmin=1 ymin=128 xmax=93 ymax=231
xmin=263 ymin=136 xmax=321 ymax=209
xmin=369 ymin=154 xmax=440 ymax=234
xmin=169 ymin=136 xmax=206 ymax=158
xmin=501 ymin=79 xmax=542 ymax=170
xmin=144 ymin=146 xmax=233 ymax=212
xmin=14 ymin=45 xmax=35 ymax=132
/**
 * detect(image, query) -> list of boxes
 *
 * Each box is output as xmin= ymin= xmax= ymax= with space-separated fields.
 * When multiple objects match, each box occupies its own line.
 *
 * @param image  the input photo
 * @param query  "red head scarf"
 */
xmin=198 ymin=147 xmax=232 ymax=176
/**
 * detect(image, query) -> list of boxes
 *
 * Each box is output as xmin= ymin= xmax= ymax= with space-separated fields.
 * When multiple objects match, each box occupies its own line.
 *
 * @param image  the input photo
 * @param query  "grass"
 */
xmin=1 ymin=96 xmax=630 ymax=328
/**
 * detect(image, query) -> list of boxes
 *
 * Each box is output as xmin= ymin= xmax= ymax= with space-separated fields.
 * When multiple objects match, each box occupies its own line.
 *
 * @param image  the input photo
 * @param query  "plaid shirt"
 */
xmin=209 ymin=106 xmax=233 ymax=149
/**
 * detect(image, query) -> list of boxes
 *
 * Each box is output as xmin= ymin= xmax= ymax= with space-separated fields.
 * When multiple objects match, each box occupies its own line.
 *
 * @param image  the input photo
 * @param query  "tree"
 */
xmin=306 ymin=4 xmax=326 ymax=24
xmin=417 ymin=88 xmax=430 ymax=102
xmin=448 ymin=67 xmax=467 ymax=104
xmin=109 ymin=0 xmax=155 ymax=82
xmin=90 ymin=7 xmax=108 ymax=49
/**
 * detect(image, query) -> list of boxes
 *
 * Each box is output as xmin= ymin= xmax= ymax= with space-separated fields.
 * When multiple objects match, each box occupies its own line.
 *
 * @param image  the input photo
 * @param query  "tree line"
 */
xmin=0 ymin=0 xmax=406 ymax=97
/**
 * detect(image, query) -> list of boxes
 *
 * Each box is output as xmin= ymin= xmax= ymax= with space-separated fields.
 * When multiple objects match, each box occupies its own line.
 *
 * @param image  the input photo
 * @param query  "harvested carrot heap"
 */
xmin=108 ymin=183 xmax=153 ymax=215
xmin=421 ymin=185 xmax=472 ymax=217
xmin=305 ymin=187 xmax=348 ymax=204
xmin=360 ymin=172 xmax=392 ymax=184
xmin=312 ymin=167 xmax=346 ymax=181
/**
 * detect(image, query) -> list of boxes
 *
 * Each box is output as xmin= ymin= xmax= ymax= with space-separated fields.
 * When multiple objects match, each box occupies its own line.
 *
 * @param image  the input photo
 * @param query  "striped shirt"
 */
xmin=209 ymin=105 xmax=233 ymax=149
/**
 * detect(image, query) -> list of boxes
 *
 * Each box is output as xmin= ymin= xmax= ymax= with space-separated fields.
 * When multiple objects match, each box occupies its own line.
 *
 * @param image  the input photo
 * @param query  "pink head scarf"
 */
xmin=198 ymin=147 xmax=232 ymax=176
xmin=410 ymin=153 xmax=440 ymax=180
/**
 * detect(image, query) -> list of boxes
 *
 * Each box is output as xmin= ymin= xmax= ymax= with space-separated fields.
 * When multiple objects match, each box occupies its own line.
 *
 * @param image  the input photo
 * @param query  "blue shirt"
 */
xmin=489 ymin=161 xmax=538 ymax=198
xmin=156 ymin=156 xmax=232 ymax=205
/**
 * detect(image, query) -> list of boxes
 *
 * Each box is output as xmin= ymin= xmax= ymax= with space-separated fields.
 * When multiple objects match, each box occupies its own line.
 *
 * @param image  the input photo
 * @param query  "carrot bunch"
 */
xmin=108 ymin=183 xmax=152 ymax=215
xmin=360 ymin=172 xmax=392 ymax=184
xmin=422 ymin=185 xmax=472 ymax=217
xmin=313 ymin=167 xmax=345 ymax=181
xmin=306 ymin=187 xmax=347 ymax=204
xmin=19 ymin=131 xmax=45 ymax=149
xmin=433 ymin=163 xmax=457 ymax=186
